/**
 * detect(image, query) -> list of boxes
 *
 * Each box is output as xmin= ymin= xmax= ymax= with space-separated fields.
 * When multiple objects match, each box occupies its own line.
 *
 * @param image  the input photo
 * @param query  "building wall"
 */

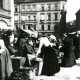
xmin=0 ymin=0 xmax=13 ymax=29
xmin=14 ymin=1 xmax=66 ymax=34
xmin=76 ymin=10 xmax=80 ymax=30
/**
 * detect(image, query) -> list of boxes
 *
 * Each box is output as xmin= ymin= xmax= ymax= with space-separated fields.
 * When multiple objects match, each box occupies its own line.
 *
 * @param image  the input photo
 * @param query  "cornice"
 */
xmin=14 ymin=0 xmax=67 ymax=4
xmin=0 ymin=14 xmax=11 ymax=19
xmin=0 ymin=8 xmax=11 ymax=12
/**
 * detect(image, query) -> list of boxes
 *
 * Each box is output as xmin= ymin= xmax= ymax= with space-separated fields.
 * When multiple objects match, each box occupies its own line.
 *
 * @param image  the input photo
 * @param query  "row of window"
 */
xmin=15 ymin=4 xmax=58 ymax=12
xmin=15 ymin=13 xmax=58 ymax=21
xmin=15 ymin=24 xmax=58 ymax=32
xmin=22 ymin=24 xmax=51 ymax=30
xmin=40 ymin=13 xmax=58 ymax=21
xmin=22 ymin=15 xmax=36 ymax=21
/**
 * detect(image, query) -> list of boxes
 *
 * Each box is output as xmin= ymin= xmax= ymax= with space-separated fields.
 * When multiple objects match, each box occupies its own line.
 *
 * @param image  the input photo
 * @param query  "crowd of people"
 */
xmin=0 ymin=26 xmax=80 ymax=80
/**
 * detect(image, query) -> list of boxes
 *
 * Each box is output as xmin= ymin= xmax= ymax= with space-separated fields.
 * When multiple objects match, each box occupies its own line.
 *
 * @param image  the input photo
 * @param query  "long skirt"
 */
xmin=41 ymin=46 xmax=60 ymax=76
xmin=61 ymin=45 xmax=76 ymax=67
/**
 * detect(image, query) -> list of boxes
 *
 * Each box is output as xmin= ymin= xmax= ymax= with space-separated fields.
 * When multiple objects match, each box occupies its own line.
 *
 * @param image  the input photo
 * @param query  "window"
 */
xmin=40 ymin=14 xmax=45 ymax=20
xmin=14 ymin=16 xmax=18 ymax=21
xmin=34 ymin=25 xmax=36 ymax=30
xmin=28 ymin=25 xmax=30 ymax=29
xmin=28 ymin=16 xmax=30 ymax=20
xmin=22 ymin=16 xmax=26 ymax=21
xmin=48 ymin=25 xmax=50 ymax=30
xmin=27 ymin=5 xmax=30 ymax=11
xmin=48 ymin=14 xmax=51 ymax=20
xmin=25 ymin=16 xmax=27 ymax=20
xmin=54 ymin=4 xmax=57 ymax=10
xmin=15 ymin=7 xmax=18 ymax=12
xmin=55 ymin=13 xmax=58 ymax=20
xmin=22 ymin=5 xmax=25 ymax=11
xmin=42 ymin=6 xmax=44 ymax=11
xmin=0 ymin=0 xmax=3 ymax=8
xmin=54 ymin=25 xmax=57 ymax=31
xmin=42 ymin=25 xmax=44 ymax=30
xmin=15 ymin=24 xmax=18 ymax=31
xmin=32 ymin=5 xmax=36 ymax=11
xmin=33 ymin=16 xmax=36 ymax=20
xmin=23 ymin=25 xmax=25 ymax=29
xmin=48 ymin=5 xmax=51 ymax=11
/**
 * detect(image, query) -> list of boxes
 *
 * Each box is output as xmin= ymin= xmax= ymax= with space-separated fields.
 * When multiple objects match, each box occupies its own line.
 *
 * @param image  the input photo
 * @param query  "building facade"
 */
xmin=0 ymin=0 xmax=14 ymax=30
xmin=14 ymin=0 xmax=67 ymax=34
xmin=76 ymin=9 xmax=80 ymax=31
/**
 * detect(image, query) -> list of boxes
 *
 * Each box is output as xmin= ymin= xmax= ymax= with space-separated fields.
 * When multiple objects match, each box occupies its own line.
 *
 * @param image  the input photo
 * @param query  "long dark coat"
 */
xmin=61 ymin=37 xmax=76 ymax=67
xmin=40 ymin=45 xmax=60 ymax=76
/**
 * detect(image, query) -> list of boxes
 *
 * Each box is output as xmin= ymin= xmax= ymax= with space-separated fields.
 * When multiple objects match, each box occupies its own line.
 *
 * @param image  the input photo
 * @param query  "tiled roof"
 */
xmin=14 ymin=0 xmax=67 ymax=3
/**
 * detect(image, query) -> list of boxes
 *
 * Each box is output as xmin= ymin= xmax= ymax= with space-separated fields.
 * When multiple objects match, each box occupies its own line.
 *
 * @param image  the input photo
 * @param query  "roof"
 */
xmin=14 ymin=0 xmax=67 ymax=3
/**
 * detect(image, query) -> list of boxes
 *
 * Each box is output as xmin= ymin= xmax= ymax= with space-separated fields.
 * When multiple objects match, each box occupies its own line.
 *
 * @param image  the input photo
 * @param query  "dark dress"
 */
xmin=40 ymin=45 xmax=60 ymax=76
xmin=2 ymin=34 xmax=17 ymax=55
xmin=61 ymin=37 xmax=76 ymax=67
xmin=73 ymin=36 xmax=80 ymax=59
xmin=18 ymin=38 xmax=26 ymax=56
xmin=17 ymin=37 xmax=31 ymax=67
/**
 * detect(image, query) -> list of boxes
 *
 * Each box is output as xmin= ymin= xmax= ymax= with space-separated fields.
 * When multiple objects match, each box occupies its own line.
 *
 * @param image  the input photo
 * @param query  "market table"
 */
xmin=11 ymin=54 xmax=43 ymax=80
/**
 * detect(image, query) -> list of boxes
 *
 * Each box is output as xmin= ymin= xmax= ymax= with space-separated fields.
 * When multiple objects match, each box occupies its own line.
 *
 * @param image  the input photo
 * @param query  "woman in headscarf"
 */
xmin=36 ymin=35 xmax=60 ymax=76
xmin=0 ymin=38 xmax=13 ymax=80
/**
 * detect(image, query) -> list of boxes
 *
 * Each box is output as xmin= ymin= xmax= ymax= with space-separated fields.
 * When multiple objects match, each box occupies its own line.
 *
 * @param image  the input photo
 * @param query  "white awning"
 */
xmin=0 ymin=22 xmax=12 ymax=30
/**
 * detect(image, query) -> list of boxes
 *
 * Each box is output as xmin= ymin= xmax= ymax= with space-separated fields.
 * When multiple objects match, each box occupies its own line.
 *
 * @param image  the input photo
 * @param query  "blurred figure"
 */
xmin=49 ymin=35 xmax=62 ymax=65
xmin=61 ymin=36 xmax=76 ymax=67
xmin=1 ymin=29 xmax=17 ymax=55
xmin=73 ymin=34 xmax=80 ymax=59
xmin=23 ymin=38 xmax=35 ymax=67
xmin=17 ymin=34 xmax=26 ymax=56
xmin=2 ymin=29 xmax=11 ymax=48
xmin=36 ymin=35 xmax=60 ymax=76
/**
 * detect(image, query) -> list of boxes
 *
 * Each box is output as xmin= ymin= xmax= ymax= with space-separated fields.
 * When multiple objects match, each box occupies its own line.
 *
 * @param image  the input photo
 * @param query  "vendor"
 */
xmin=23 ymin=37 xmax=36 ymax=67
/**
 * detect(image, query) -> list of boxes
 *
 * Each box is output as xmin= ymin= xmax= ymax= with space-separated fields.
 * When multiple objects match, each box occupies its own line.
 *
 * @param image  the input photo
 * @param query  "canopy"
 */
xmin=20 ymin=28 xmax=38 ymax=38
xmin=0 ymin=22 xmax=13 ymax=30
